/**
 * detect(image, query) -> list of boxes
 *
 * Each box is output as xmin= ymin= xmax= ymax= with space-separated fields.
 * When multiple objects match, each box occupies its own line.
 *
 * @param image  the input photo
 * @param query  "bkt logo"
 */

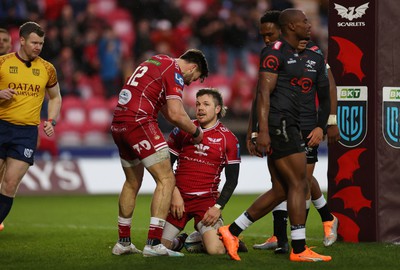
xmin=340 ymin=88 xmax=361 ymax=99
xmin=389 ymin=89 xmax=400 ymax=99
xmin=382 ymin=87 xmax=400 ymax=148
xmin=337 ymin=86 xmax=368 ymax=147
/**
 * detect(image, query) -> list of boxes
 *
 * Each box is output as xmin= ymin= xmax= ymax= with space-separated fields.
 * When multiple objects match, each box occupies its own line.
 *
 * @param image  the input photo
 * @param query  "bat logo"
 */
xmin=333 ymin=212 xmax=360 ymax=242
xmin=332 ymin=186 xmax=372 ymax=216
xmin=331 ymin=36 xmax=365 ymax=82
xmin=382 ymin=87 xmax=400 ymax=148
xmin=335 ymin=148 xmax=366 ymax=185
xmin=207 ymin=137 xmax=222 ymax=144
xmin=337 ymin=87 xmax=368 ymax=147
xmin=334 ymin=2 xmax=369 ymax=21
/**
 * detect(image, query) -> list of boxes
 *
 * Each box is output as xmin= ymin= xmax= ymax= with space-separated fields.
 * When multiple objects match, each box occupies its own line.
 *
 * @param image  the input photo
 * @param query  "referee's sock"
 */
xmin=0 ymin=193 xmax=13 ymax=223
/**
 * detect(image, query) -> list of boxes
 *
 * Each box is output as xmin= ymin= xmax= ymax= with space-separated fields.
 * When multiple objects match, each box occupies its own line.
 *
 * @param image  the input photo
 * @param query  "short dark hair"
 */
xmin=260 ymin=10 xmax=281 ymax=26
xmin=179 ymin=49 xmax=209 ymax=83
xmin=279 ymin=8 xmax=304 ymax=30
xmin=19 ymin=21 xmax=45 ymax=39
xmin=0 ymin=28 xmax=10 ymax=35
xmin=196 ymin=88 xmax=226 ymax=118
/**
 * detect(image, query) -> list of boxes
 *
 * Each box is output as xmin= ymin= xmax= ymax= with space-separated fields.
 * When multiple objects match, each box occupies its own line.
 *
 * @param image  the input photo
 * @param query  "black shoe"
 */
xmin=237 ymin=239 xmax=248 ymax=253
xmin=174 ymin=232 xmax=188 ymax=251
xmin=274 ymin=241 xmax=289 ymax=254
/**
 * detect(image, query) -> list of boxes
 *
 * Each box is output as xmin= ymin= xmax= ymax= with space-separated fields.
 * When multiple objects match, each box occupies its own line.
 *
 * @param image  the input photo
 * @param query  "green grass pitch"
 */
xmin=0 ymin=194 xmax=398 ymax=270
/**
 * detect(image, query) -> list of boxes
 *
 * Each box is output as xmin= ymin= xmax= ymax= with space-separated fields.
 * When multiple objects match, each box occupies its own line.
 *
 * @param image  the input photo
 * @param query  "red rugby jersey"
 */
xmin=112 ymin=54 xmax=184 ymax=123
xmin=168 ymin=120 xmax=241 ymax=195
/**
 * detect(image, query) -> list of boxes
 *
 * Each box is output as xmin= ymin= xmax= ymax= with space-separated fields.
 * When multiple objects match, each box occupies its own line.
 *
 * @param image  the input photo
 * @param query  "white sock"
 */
xmin=273 ymin=201 xmax=287 ymax=211
xmin=118 ymin=216 xmax=132 ymax=226
xmin=291 ymin=227 xmax=306 ymax=240
xmin=150 ymin=217 xmax=166 ymax=228
xmin=234 ymin=212 xmax=253 ymax=231
xmin=312 ymin=195 xmax=327 ymax=209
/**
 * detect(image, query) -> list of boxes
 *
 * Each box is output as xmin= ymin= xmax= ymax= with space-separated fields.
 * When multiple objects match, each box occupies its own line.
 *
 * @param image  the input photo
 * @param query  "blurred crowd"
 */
xmin=0 ymin=0 xmax=329 ymax=149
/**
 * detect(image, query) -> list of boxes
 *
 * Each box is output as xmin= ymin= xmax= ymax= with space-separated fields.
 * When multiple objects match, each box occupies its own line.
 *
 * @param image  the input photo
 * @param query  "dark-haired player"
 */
xmin=219 ymin=9 xmax=331 ymax=262
xmin=248 ymin=10 xmax=339 ymax=253
xmin=161 ymin=88 xmax=241 ymax=255
xmin=111 ymin=49 xmax=209 ymax=257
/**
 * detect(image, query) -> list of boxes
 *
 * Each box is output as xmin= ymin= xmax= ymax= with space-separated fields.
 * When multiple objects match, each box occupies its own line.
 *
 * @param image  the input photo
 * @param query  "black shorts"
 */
xmin=269 ymin=120 xmax=305 ymax=160
xmin=302 ymin=130 xmax=319 ymax=164
xmin=0 ymin=119 xmax=38 ymax=165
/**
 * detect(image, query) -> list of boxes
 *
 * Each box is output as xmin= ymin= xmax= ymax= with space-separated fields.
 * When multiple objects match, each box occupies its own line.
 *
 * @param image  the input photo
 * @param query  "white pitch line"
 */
xmin=6 ymin=223 xmax=324 ymax=242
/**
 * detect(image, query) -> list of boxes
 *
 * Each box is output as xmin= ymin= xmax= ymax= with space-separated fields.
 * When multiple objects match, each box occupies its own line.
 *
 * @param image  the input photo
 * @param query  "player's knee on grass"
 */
xmin=197 ymin=219 xmax=225 ymax=255
xmin=202 ymin=229 xmax=226 ymax=255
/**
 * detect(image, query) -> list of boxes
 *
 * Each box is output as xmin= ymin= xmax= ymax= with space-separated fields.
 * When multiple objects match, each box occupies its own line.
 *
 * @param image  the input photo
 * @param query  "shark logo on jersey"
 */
xmin=194 ymin=144 xmax=209 ymax=156
xmin=175 ymin=73 xmax=184 ymax=87
xmin=305 ymin=60 xmax=316 ymax=70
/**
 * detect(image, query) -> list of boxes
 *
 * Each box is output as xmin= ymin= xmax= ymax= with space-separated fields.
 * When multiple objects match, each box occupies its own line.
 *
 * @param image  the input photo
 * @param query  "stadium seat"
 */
xmin=184 ymin=74 xmax=232 ymax=108
xmin=55 ymin=122 xmax=82 ymax=147
xmin=108 ymin=96 xmax=119 ymax=111
xmin=230 ymin=72 xmax=256 ymax=115
xmin=81 ymin=123 xmax=112 ymax=146
xmin=57 ymin=96 xmax=86 ymax=146
xmin=86 ymin=96 xmax=113 ymax=131
xmin=181 ymin=0 xmax=208 ymax=18
xmin=205 ymin=74 xmax=232 ymax=106
xmin=75 ymin=73 xmax=106 ymax=98
xmin=60 ymin=96 xmax=86 ymax=127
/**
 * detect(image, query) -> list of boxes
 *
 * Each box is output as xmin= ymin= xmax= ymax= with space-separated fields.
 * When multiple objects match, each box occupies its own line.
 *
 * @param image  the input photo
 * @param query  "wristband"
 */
xmin=327 ymin=114 xmax=337 ymax=126
xmin=192 ymin=127 xmax=201 ymax=138
xmin=213 ymin=203 xmax=222 ymax=209
xmin=48 ymin=119 xmax=57 ymax=126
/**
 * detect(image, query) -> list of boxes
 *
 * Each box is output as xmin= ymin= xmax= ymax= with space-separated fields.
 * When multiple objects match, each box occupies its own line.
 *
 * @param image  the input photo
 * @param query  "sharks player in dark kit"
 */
xmin=249 ymin=10 xmax=339 ymax=254
xmin=218 ymin=9 xmax=332 ymax=262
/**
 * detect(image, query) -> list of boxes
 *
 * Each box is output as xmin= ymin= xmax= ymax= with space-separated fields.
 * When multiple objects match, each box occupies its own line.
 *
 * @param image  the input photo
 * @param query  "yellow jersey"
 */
xmin=0 ymin=52 xmax=58 ymax=126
